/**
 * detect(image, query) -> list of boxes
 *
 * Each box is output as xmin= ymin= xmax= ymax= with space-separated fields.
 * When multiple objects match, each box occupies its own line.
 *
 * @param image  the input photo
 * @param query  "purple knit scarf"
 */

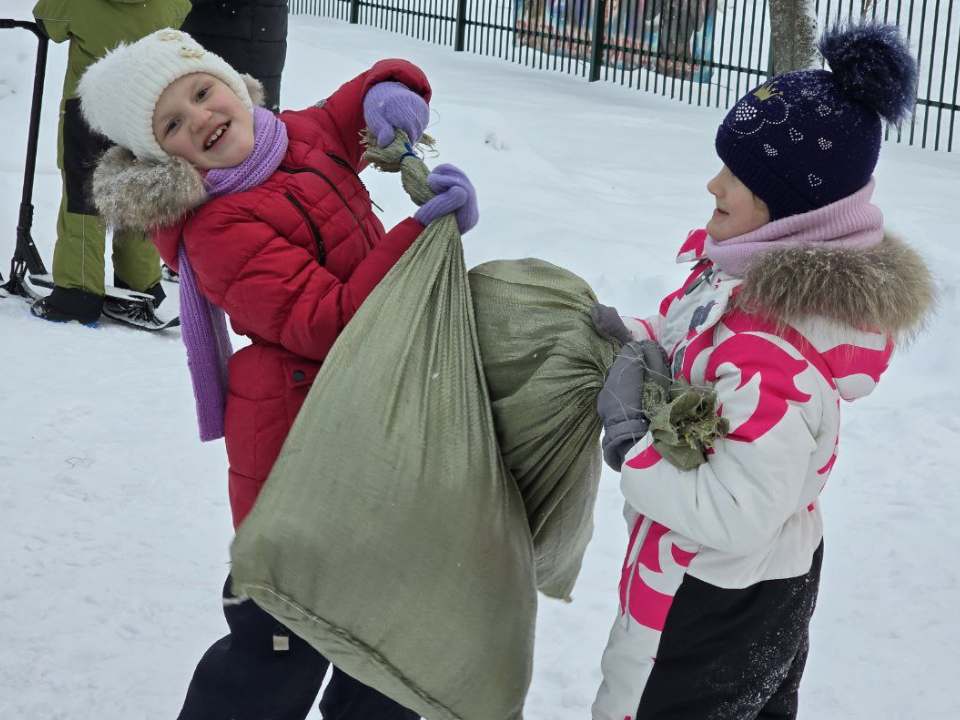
xmin=703 ymin=178 xmax=885 ymax=278
xmin=178 ymin=106 xmax=289 ymax=441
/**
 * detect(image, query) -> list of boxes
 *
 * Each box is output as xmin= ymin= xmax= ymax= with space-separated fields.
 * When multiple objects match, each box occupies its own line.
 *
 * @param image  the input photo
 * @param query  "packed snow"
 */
xmin=1 ymin=3 xmax=958 ymax=718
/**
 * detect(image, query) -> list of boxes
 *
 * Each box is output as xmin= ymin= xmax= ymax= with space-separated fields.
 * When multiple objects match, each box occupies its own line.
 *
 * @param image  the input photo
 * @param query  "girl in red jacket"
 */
xmin=78 ymin=28 xmax=477 ymax=720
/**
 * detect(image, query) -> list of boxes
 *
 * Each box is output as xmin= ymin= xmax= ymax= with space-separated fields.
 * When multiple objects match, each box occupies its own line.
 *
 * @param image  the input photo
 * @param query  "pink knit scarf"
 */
xmin=703 ymin=178 xmax=884 ymax=278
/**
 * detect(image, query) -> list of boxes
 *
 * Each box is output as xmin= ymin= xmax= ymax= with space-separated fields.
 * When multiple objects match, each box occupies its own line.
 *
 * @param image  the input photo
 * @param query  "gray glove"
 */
xmin=593 ymin=304 xmax=671 ymax=471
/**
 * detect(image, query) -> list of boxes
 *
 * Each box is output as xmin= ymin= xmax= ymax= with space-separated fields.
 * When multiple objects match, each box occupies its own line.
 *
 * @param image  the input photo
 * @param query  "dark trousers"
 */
xmin=636 ymin=542 xmax=824 ymax=720
xmin=177 ymin=576 xmax=421 ymax=720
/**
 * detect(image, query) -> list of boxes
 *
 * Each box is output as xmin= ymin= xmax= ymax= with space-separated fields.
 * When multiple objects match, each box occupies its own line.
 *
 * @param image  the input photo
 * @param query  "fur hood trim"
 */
xmin=736 ymin=233 xmax=938 ymax=342
xmin=89 ymin=74 xmax=265 ymax=232
xmin=92 ymin=147 xmax=208 ymax=232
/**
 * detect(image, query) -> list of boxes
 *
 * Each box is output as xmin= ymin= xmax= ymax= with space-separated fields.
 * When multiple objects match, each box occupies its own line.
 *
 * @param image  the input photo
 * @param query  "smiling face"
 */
xmin=152 ymin=73 xmax=254 ymax=169
xmin=705 ymin=165 xmax=771 ymax=241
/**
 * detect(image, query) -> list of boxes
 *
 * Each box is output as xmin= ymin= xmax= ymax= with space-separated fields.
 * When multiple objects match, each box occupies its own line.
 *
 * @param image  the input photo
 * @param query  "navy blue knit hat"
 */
xmin=716 ymin=23 xmax=918 ymax=220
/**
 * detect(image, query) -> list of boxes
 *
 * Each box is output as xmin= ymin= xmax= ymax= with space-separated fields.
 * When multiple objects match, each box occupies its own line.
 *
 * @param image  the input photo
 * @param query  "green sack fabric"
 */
xmin=643 ymin=378 xmax=731 ymax=471
xmin=230 ymin=138 xmax=535 ymax=720
xmin=468 ymin=260 xmax=617 ymax=599
xmin=231 ymin=134 xmax=614 ymax=720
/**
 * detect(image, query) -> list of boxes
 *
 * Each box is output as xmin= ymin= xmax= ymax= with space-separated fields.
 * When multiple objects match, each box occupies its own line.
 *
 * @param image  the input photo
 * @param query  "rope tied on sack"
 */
xmin=361 ymin=129 xmax=437 ymax=202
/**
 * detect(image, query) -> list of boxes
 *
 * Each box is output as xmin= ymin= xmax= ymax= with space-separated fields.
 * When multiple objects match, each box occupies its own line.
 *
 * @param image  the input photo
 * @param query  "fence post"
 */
xmin=588 ymin=0 xmax=608 ymax=81
xmin=349 ymin=0 xmax=360 ymax=24
xmin=454 ymin=0 xmax=468 ymax=51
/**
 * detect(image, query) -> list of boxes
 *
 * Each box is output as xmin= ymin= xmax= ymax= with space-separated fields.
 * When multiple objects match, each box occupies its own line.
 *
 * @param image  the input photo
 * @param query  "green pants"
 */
xmin=52 ymin=97 xmax=160 ymax=296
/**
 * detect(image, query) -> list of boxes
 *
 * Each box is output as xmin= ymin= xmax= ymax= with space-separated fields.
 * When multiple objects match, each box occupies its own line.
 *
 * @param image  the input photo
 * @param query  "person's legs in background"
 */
xmin=31 ymin=98 xmax=109 ymax=324
xmin=111 ymin=227 xmax=165 ymax=308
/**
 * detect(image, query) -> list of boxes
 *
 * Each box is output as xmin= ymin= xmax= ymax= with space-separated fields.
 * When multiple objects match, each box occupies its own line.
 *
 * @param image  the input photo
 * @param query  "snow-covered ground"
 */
xmin=1 ymin=4 xmax=959 ymax=718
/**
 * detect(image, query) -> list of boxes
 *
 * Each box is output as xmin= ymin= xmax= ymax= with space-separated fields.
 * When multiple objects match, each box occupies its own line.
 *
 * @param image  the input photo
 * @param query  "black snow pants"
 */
xmin=636 ymin=542 xmax=824 ymax=720
xmin=177 ymin=576 xmax=421 ymax=720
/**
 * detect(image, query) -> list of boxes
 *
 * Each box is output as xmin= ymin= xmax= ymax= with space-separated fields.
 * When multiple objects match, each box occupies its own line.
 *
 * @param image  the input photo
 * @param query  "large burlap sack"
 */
xmin=230 ymin=137 xmax=537 ymax=720
xmin=230 ymin=212 xmax=537 ymax=720
xmin=468 ymin=259 xmax=617 ymax=599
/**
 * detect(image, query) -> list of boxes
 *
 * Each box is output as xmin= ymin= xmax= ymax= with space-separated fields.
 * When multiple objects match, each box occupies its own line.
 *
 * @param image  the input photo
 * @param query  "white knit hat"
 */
xmin=78 ymin=29 xmax=253 ymax=163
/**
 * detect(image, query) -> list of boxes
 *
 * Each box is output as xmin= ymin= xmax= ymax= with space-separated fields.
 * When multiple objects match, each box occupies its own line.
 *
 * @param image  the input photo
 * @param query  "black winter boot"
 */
xmin=114 ymin=275 xmax=166 ymax=308
xmin=30 ymin=286 xmax=103 ymax=326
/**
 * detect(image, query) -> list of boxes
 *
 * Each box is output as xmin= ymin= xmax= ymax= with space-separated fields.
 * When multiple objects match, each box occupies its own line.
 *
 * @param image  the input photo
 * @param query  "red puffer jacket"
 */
xmin=154 ymin=60 xmax=430 ymax=527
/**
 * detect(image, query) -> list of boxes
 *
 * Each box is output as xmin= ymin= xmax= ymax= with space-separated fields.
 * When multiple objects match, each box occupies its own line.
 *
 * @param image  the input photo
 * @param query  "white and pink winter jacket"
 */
xmin=593 ymin=228 xmax=903 ymax=720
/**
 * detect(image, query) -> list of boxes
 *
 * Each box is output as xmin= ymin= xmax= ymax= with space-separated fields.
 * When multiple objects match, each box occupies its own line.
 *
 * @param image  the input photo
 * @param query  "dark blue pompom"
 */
xmin=819 ymin=22 xmax=918 ymax=126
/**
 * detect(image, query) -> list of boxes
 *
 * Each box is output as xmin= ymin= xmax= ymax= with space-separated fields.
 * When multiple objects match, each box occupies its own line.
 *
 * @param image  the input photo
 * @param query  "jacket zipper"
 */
xmin=283 ymin=192 xmax=327 ymax=265
xmin=279 ymin=165 xmax=373 ymax=249
xmin=684 ymin=262 xmax=715 ymax=296
xmin=325 ymin=152 xmax=384 ymax=212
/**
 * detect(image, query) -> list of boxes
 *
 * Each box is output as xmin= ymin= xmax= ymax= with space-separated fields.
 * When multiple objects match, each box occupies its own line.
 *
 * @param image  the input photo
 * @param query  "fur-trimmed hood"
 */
xmin=91 ymin=147 xmax=208 ymax=232
xmin=88 ymin=74 xmax=265 ymax=232
xmin=736 ymin=232 xmax=937 ymax=343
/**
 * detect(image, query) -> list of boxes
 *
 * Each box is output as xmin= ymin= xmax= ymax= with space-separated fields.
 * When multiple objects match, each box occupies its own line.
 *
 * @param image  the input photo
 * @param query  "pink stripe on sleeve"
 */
xmin=625 ymin=444 xmax=662 ymax=470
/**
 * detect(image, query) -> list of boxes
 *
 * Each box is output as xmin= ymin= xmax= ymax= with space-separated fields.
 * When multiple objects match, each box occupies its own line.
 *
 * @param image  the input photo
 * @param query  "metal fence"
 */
xmin=290 ymin=0 xmax=960 ymax=151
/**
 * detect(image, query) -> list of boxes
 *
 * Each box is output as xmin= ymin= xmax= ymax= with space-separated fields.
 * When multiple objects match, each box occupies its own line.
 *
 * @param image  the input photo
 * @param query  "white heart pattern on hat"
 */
xmin=725 ymin=81 xmax=789 ymax=136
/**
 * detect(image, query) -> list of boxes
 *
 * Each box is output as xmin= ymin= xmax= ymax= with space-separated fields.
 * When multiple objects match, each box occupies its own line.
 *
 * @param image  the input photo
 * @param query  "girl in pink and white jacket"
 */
xmin=592 ymin=24 xmax=936 ymax=720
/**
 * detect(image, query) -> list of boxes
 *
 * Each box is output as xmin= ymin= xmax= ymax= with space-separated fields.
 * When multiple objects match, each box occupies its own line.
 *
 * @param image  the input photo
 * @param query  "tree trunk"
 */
xmin=768 ymin=0 xmax=820 ymax=75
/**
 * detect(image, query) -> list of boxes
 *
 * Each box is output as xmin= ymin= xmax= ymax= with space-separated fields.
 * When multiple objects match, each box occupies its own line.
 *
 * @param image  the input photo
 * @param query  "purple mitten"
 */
xmin=414 ymin=164 xmax=479 ymax=234
xmin=363 ymin=81 xmax=429 ymax=148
